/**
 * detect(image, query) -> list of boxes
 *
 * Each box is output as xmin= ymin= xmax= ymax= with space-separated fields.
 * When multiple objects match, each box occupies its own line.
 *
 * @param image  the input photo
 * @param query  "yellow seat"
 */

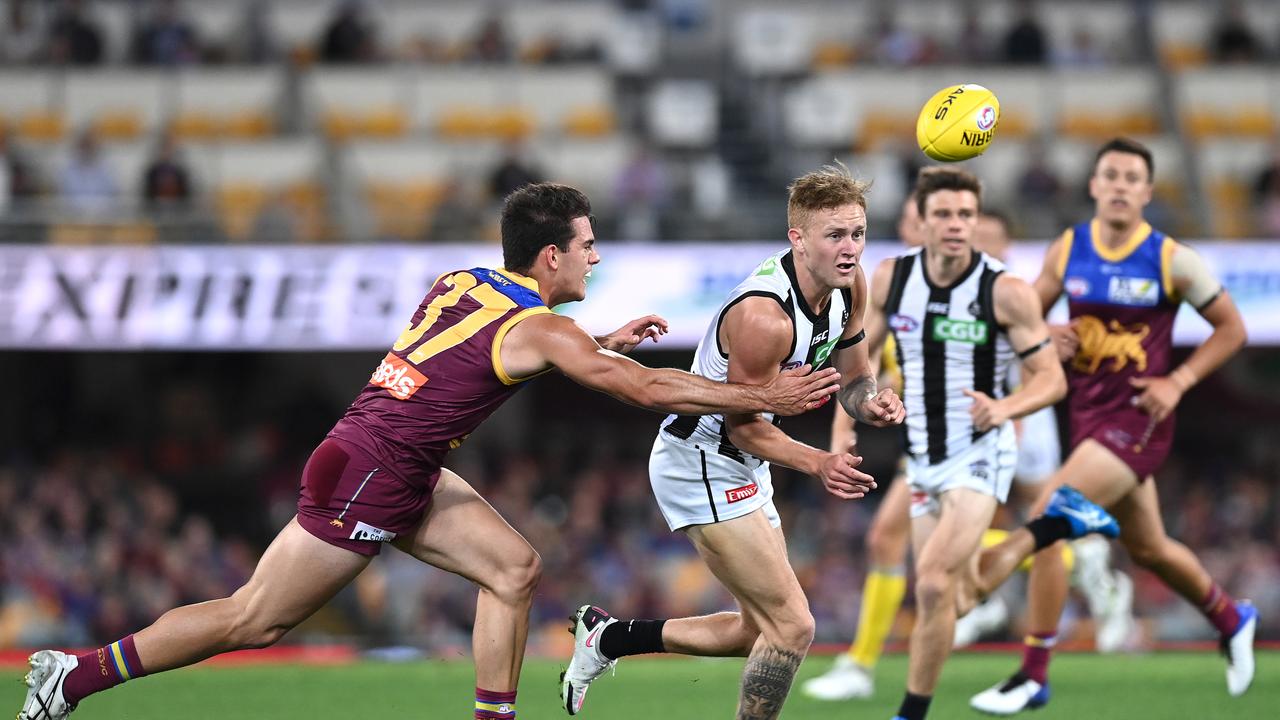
xmin=490 ymin=107 xmax=535 ymax=140
xmin=1209 ymin=179 xmax=1251 ymax=238
xmin=857 ymin=111 xmax=913 ymax=150
xmin=435 ymin=107 xmax=492 ymax=138
xmin=562 ymin=106 xmax=615 ymax=137
xmin=1060 ymin=111 xmax=1158 ymax=139
xmin=1161 ymin=44 xmax=1207 ymax=69
xmin=216 ymin=183 xmax=270 ymax=241
xmin=94 ymin=111 xmax=145 ymax=140
xmin=365 ymin=180 xmax=447 ymax=239
xmin=812 ymin=42 xmax=856 ymax=68
xmin=322 ymin=108 xmax=408 ymax=141
xmin=13 ymin=111 xmax=65 ymax=141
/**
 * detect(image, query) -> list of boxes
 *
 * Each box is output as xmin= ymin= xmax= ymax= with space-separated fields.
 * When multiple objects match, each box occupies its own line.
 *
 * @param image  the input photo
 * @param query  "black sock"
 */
xmin=1026 ymin=516 xmax=1073 ymax=551
xmin=897 ymin=692 xmax=932 ymax=720
xmin=598 ymin=619 xmax=666 ymax=660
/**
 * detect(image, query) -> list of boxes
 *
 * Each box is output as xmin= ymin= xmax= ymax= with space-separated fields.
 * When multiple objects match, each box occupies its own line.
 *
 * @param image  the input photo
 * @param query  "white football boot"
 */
xmin=18 ymin=650 xmax=78 ymax=720
xmin=800 ymin=653 xmax=875 ymax=701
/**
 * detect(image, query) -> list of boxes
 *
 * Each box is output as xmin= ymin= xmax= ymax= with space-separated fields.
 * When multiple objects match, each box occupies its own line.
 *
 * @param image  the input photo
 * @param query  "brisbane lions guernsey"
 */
xmin=1059 ymin=220 xmax=1178 ymax=455
xmin=329 ymin=267 xmax=551 ymax=489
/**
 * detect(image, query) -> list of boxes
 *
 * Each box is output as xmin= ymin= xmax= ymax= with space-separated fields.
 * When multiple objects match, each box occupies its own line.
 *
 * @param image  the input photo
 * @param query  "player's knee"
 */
xmin=770 ymin=606 xmax=816 ymax=652
xmin=491 ymin=546 xmax=543 ymax=603
xmin=867 ymin=521 xmax=907 ymax=566
xmin=228 ymin=607 xmax=293 ymax=650
xmin=1125 ymin=539 xmax=1167 ymax=570
xmin=915 ymin=570 xmax=954 ymax=613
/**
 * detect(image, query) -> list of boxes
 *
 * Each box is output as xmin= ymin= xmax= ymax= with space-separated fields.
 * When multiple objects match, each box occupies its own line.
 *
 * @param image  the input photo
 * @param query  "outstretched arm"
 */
xmin=500 ymin=312 xmax=840 ymax=417
xmin=965 ymin=275 xmax=1067 ymax=432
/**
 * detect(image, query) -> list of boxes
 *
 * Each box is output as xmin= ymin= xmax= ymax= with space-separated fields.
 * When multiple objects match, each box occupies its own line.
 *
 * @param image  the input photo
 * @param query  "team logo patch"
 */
xmin=370 ymin=352 xmax=427 ymax=400
xmin=968 ymin=300 xmax=983 ymax=317
xmin=725 ymin=483 xmax=759 ymax=503
xmin=976 ymin=105 xmax=997 ymax=131
xmin=781 ymin=360 xmax=803 ymax=371
xmin=1065 ymin=276 xmax=1091 ymax=297
xmin=969 ymin=460 xmax=991 ymax=482
xmin=1072 ymin=316 xmax=1149 ymax=373
xmin=890 ymin=313 xmax=919 ymax=332
xmin=932 ymin=317 xmax=990 ymax=344
xmin=1107 ymin=276 xmax=1159 ymax=306
xmin=348 ymin=520 xmax=397 ymax=543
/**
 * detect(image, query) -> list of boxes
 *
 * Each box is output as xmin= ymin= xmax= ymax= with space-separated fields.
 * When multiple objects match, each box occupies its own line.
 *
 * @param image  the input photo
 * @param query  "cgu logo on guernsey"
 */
xmin=370 ymin=352 xmax=428 ymax=400
xmin=933 ymin=317 xmax=989 ymax=344
xmin=725 ymin=482 xmax=759 ymax=503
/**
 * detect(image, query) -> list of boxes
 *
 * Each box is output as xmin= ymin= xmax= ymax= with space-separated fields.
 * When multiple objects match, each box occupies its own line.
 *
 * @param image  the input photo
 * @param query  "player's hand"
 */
xmin=963 ymin=389 xmax=1009 ymax=432
xmin=816 ymin=452 xmax=877 ymax=500
xmin=859 ymin=388 xmax=905 ymax=427
xmin=765 ymin=364 xmax=841 ymax=416
xmin=598 ymin=314 xmax=669 ymax=354
xmin=1049 ymin=323 xmax=1079 ymax=363
xmin=1129 ymin=375 xmax=1182 ymax=423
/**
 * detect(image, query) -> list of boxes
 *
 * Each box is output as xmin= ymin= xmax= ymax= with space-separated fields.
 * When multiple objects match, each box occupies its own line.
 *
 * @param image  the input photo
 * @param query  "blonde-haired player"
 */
xmin=562 ymin=163 xmax=904 ymax=719
xmin=802 ymin=194 xmax=922 ymax=701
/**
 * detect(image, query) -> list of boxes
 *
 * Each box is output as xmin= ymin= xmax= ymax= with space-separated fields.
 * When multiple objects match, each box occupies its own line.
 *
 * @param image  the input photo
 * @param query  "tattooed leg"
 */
xmin=737 ymin=645 xmax=804 ymax=720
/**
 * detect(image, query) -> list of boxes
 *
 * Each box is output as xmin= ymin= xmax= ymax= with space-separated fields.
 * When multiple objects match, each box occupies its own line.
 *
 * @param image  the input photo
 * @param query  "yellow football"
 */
xmin=916 ymin=84 xmax=1000 ymax=162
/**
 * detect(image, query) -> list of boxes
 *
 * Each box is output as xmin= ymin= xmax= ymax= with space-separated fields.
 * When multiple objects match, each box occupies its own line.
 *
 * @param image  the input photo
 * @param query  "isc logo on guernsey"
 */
xmin=370 ymin=352 xmax=428 ymax=400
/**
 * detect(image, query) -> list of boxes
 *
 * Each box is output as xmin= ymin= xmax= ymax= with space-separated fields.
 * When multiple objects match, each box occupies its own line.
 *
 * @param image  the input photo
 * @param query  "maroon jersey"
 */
xmin=1059 ymin=220 xmax=1179 ymax=475
xmin=328 ymin=267 xmax=551 ymax=489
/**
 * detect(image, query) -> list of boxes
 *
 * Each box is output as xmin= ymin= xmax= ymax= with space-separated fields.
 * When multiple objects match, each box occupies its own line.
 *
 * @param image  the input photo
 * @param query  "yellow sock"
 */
xmin=981 ymin=528 xmax=1075 ymax=574
xmin=847 ymin=568 xmax=907 ymax=669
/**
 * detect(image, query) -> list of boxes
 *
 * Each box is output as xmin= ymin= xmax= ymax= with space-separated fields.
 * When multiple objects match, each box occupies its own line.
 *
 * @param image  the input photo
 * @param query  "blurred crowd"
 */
xmin=2 ymin=349 xmax=1277 ymax=655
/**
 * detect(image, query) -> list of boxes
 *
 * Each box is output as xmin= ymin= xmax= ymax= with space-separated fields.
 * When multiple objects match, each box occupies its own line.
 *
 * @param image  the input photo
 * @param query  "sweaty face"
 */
xmin=793 ymin=203 xmax=866 ymax=290
xmin=555 ymin=216 xmax=599 ymax=303
xmin=921 ymin=189 xmax=979 ymax=260
xmin=1089 ymin=151 xmax=1152 ymax=228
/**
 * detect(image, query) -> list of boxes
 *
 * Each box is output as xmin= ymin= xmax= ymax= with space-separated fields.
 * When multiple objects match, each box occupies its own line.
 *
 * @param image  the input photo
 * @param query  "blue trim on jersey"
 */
xmin=471 ymin=268 xmax=545 ymax=309
xmin=1063 ymin=222 xmax=1172 ymax=308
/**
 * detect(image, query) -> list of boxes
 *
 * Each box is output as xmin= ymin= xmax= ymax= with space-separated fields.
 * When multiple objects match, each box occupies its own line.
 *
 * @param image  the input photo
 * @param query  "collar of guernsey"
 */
xmin=1063 ymin=219 xmax=1176 ymax=305
xmin=482 ymin=267 xmax=545 ymax=309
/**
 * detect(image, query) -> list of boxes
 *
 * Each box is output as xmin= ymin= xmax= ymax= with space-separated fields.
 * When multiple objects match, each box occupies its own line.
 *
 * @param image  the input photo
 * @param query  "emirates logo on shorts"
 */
xmin=725 ymin=483 xmax=759 ymax=503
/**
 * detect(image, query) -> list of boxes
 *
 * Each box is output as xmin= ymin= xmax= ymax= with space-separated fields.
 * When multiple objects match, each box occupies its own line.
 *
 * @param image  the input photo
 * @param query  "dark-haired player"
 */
xmin=970 ymin=137 xmax=1253 ymax=714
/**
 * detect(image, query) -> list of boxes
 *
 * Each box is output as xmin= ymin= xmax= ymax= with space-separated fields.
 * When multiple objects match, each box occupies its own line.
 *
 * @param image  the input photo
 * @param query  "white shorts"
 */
xmin=648 ymin=432 xmax=779 ymax=531
xmin=1014 ymin=406 xmax=1061 ymax=485
xmin=907 ymin=422 xmax=1016 ymax=519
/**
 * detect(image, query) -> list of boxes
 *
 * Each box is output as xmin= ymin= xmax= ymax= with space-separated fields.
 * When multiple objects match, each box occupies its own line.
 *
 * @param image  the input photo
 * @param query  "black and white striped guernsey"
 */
xmin=884 ymin=248 xmax=1015 ymax=466
xmin=661 ymin=249 xmax=852 ymax=464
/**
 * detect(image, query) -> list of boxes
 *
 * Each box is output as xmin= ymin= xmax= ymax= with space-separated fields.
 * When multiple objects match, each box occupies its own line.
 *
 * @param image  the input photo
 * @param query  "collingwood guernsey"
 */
xmin=884 ymin=247 xmax=1016 ymax=465
xmin=660 ymin=249 xmax=852 ymax=464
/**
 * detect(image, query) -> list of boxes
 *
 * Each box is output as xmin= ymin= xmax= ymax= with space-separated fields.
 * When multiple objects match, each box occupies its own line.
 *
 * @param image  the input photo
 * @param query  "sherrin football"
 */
xmin=915 ymin=84 xmax=1000 ymax=162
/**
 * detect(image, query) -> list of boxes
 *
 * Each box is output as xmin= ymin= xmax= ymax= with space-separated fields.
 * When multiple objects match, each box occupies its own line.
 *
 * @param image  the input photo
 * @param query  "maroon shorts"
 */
xmin=296 ymin=437 xmax=436 ymax=556
xmin=1070 ymin=407 xmax=1174 ymax=481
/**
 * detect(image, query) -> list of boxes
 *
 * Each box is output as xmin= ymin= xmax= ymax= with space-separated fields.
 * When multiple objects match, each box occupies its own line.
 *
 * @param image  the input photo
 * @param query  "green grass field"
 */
xmin=6 ymin=651 xmax=1277 ymax=719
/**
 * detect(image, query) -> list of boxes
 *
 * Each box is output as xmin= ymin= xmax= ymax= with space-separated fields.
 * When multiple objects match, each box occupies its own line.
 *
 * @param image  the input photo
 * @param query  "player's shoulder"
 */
xmin=992 ymin=272 xmax=1040 ymax=318
xmin=724 ymin=293 xmax=793 ymax=334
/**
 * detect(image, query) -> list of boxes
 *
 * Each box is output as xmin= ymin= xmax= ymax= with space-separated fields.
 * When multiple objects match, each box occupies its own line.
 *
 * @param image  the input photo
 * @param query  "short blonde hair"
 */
xmin=787 ymin=161 xmax=871 ymax=229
